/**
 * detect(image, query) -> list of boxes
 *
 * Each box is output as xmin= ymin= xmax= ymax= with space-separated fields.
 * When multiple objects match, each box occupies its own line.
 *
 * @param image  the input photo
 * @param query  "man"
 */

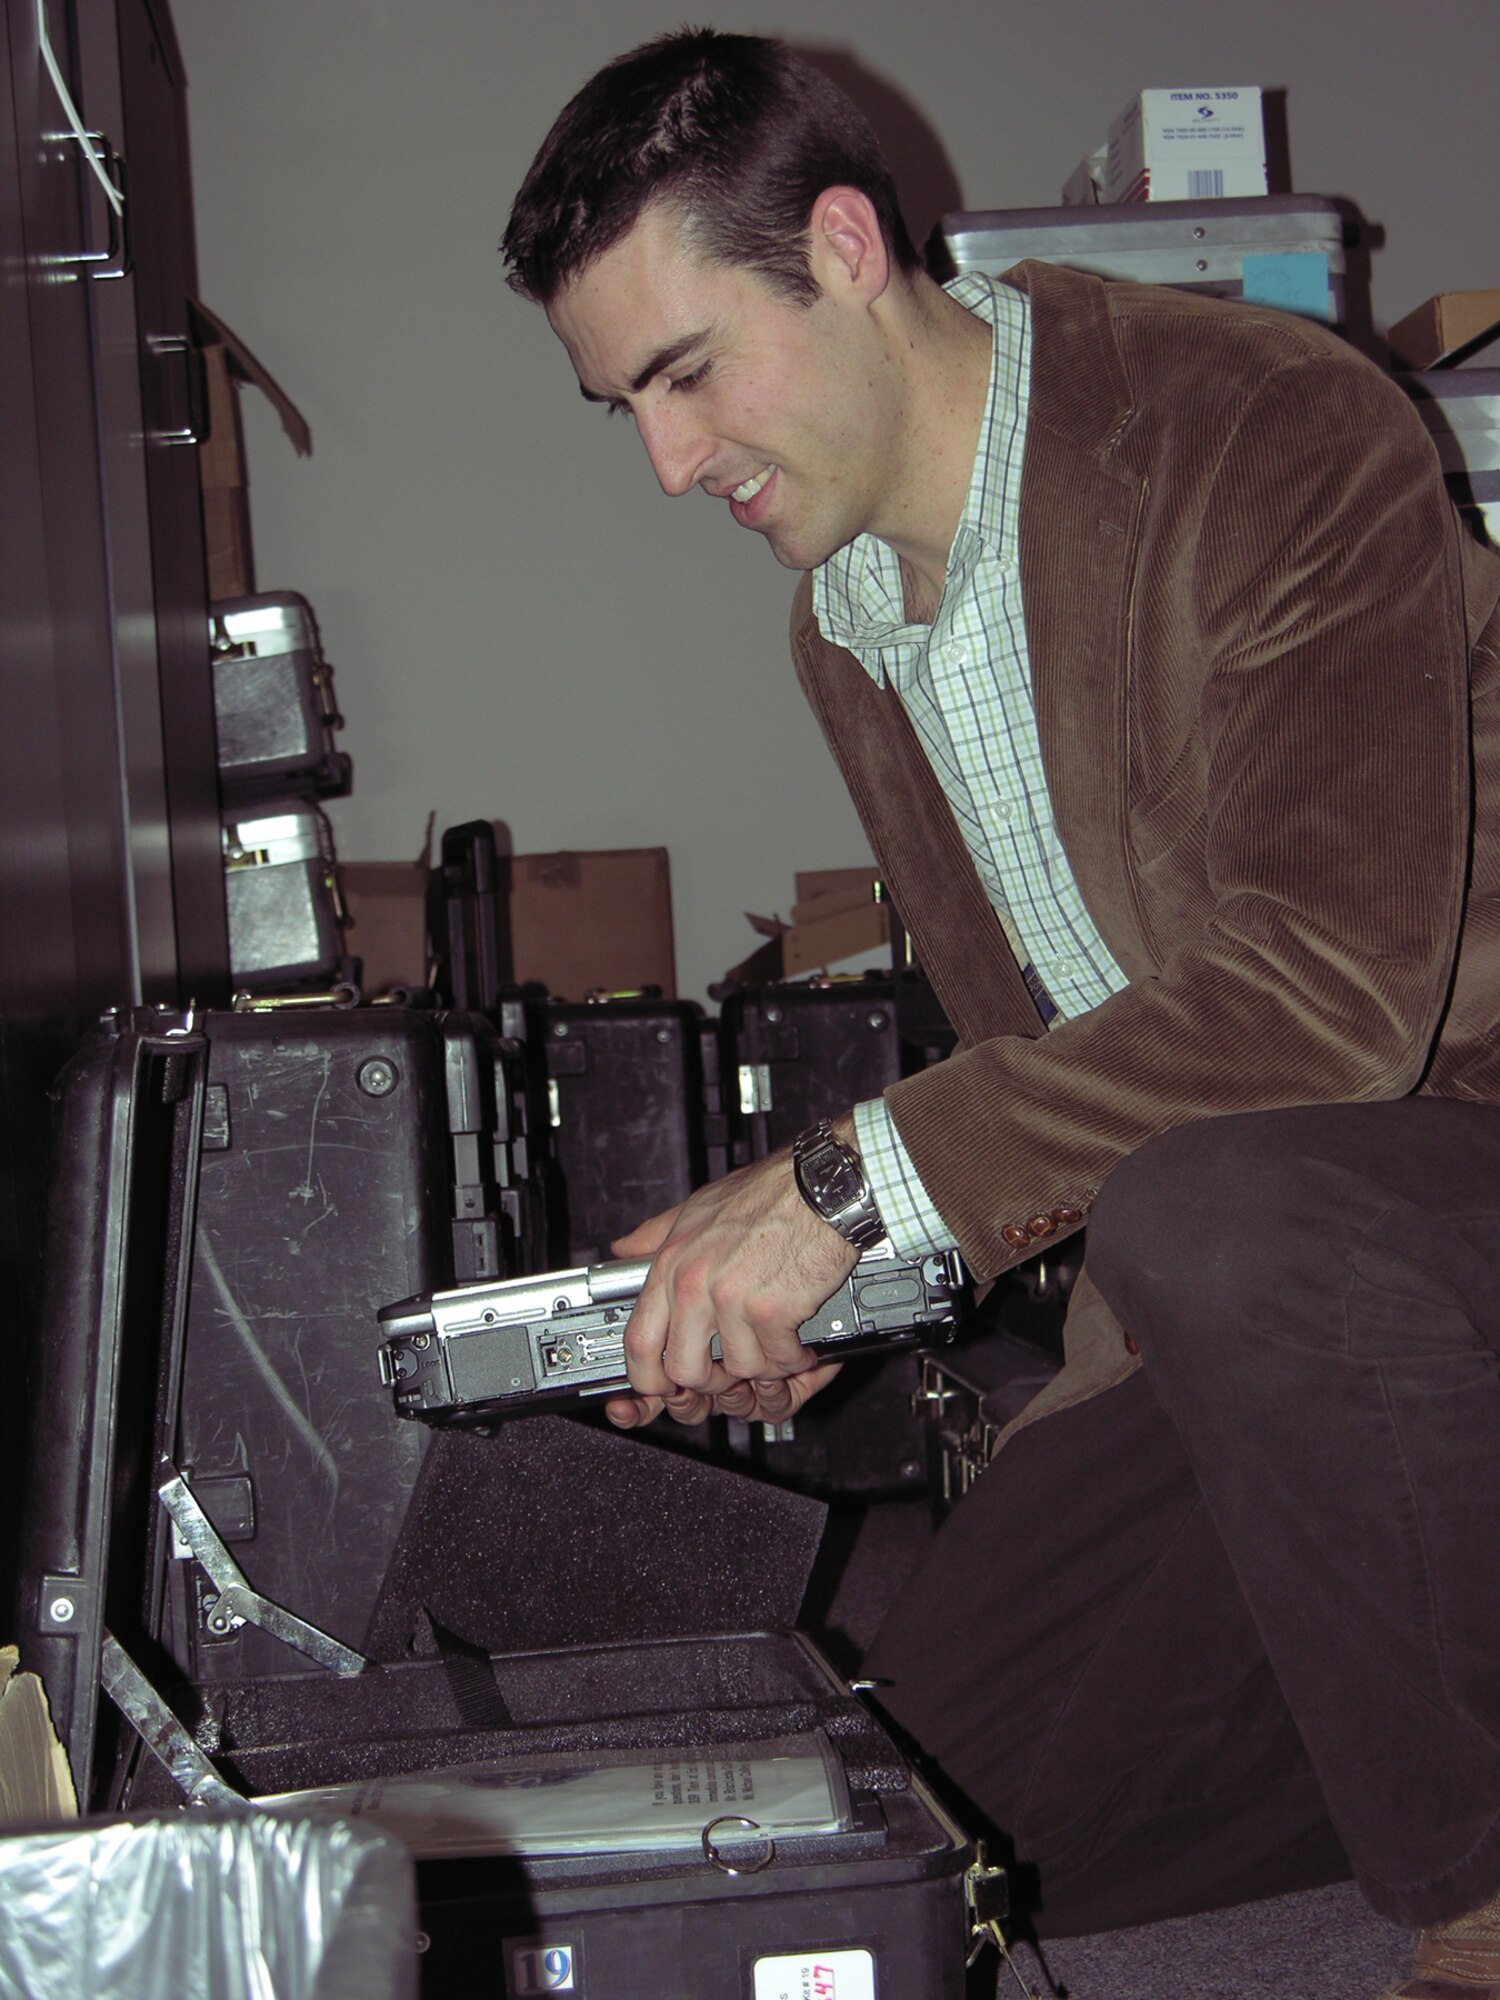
xmin=503 ymin=29 xmax=1500 ymax=1994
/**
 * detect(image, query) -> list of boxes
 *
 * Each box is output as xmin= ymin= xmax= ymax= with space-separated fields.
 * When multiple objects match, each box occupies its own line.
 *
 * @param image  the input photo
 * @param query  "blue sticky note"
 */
xmin=1241 ymin=251 xmax=1332 ymax=323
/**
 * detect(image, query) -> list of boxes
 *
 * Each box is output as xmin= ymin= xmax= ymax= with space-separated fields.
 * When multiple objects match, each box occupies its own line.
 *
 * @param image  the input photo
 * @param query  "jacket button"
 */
xmin=1053 ymin=1206 xmax=1084 ymax=1227
xmin=1123 ymin=1331 xmax=1140 ymax=1356
xmin=1001 ymin=1223 xmax=1032 ymax=1249
xmin=1026 ymin=1213 xmax=1056 ymax=1238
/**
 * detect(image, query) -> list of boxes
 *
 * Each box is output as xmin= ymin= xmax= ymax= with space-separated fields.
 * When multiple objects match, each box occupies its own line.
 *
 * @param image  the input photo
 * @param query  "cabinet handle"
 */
xmin=37 ymin=1 xmax=130 ymax=277
xmin=57 ymin=131 xmax=131 ymax=281
xmin=147 ymin=335 xmax=208 ymax=446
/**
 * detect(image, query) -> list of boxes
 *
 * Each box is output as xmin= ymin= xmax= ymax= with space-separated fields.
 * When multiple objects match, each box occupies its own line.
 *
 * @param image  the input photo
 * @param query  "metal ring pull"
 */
xmin=701 ymin=1815 xmax=775 ymax=1875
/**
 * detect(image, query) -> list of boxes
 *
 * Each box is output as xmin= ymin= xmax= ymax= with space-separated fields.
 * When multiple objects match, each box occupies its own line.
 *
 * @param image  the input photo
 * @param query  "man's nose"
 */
xmin=635 ymin=402 xmax=712 ymax=498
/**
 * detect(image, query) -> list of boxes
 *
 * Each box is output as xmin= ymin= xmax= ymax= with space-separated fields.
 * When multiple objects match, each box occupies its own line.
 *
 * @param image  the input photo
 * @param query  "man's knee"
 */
xmin=1087 ymin=1101 xmax=1500 ymax=1352
xmin=1085 ymin=1113 xmax=1319 ymax=1349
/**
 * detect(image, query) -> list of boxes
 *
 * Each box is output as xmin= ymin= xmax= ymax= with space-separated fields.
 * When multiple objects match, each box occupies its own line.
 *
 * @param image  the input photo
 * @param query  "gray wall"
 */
xmin=172 ymin=0 xmax=1500 ymax=1002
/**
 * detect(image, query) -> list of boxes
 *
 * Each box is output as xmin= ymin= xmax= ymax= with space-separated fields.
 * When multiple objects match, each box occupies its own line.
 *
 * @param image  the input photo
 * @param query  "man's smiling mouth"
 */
xmin=731 ymin=465 xmax=776 ymax=503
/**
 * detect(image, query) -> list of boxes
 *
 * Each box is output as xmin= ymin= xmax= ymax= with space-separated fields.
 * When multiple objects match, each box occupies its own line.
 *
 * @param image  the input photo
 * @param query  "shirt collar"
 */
xmin=812 ymin=274 xmax=1029 ymax=677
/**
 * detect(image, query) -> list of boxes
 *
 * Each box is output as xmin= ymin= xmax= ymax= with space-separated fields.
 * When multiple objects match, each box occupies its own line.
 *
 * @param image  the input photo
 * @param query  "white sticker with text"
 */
xmin=752 ymin=1947 xmax=876 ymax=2000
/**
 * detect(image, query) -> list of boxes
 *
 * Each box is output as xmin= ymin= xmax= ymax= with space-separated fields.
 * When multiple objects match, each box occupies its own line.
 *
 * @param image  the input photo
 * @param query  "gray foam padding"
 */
xmin=127 ymin=1631 xmax=912 ymax=1808
xmin=362 ymin=1415 xmax=829 ymax=1661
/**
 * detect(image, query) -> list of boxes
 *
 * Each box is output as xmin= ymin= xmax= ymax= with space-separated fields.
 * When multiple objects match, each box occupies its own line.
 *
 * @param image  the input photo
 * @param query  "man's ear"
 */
xmin=808 ymin=186 xmax=892 ymax=302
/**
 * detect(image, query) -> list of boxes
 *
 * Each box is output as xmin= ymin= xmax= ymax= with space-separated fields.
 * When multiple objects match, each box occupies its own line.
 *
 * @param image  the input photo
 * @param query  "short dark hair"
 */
xmin=502 ymin=27 xmax=920 ymax=307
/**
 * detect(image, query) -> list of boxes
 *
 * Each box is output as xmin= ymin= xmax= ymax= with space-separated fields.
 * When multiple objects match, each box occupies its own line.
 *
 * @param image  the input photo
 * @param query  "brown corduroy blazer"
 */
xmin=791 ymin=260 xmax=1500 ymax=1422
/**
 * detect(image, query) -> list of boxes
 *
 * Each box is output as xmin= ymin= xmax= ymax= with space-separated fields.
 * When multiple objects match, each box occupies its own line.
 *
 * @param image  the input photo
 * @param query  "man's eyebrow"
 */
xmin=578 ymin=330 xmax=712 ymax=405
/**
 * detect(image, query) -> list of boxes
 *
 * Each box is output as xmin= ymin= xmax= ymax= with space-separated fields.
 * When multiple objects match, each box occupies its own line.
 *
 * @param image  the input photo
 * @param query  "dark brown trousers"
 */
xmin=864 ymin=1100 xmax=1500 ymax=1936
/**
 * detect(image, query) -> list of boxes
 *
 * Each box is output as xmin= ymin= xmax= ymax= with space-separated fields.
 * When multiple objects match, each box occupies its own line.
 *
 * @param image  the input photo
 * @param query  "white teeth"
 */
xmin=732 ymin=466 xmax=775 ymax=503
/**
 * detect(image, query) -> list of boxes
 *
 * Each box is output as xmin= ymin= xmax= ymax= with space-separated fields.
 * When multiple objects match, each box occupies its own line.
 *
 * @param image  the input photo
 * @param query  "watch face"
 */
xmin=795 ymin=1128 xmax=884 ymax=1249
xmin=816 ymin=1158 xmax=863 ymax=1207
xmin=799 ymin=1134 xmax=867 ymax=1217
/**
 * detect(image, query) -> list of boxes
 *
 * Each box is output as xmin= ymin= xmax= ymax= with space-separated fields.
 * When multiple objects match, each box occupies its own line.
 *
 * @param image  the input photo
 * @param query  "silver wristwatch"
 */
xmin=792 ymin=1120 xmax=888 ymax=1251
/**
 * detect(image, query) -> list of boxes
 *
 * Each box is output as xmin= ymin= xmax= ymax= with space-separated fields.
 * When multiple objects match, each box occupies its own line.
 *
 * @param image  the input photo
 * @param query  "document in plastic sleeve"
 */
xmin=265 ymin=1731 xmax=850 ymax=1859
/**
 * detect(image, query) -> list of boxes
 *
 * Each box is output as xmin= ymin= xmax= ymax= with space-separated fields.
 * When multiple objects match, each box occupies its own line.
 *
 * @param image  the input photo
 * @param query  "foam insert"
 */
xmin=362 ymin=1415 xmax=828 ymax=1659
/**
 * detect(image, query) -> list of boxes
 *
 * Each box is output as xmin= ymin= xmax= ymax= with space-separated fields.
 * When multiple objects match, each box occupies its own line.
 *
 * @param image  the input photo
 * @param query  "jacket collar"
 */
xmin=1002 ymin=259 xmax=1137 ymax=459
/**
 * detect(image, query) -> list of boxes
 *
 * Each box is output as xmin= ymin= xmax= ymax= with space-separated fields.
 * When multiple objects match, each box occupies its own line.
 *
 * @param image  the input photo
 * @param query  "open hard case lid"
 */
xmin=18 ymin=1007 xmax=214 ymax=1807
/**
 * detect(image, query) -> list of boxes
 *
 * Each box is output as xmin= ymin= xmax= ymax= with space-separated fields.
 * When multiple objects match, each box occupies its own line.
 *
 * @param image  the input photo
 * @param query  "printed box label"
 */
xmin=752 ymin=1948 xmax=876 ymax=2000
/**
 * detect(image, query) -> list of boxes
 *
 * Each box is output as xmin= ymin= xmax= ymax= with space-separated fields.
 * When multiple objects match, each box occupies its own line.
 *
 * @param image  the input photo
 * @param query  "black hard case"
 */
xmin=717 ymin=981 xmax=935 ymax=1498
xmin=170 ymin=1006 xmax=537 ymax=1685
xmin=541 ymin=996 xmax=712 ymax=1263
xmin=21 ymin=1007 xmax=514 ymax=1752
xmin=719 ymin=978 xmax=911 ymax=1167
xmin=122 ymin=1631 xmax=974 ymax=2000
xmin=18 ymin=1010 xmax=977 ymax=1996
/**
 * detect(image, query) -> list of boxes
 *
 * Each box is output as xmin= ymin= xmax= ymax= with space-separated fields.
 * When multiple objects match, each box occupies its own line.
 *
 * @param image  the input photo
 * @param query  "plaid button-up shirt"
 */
xmin=813 ymin=275 xmax=1129 ymax=1254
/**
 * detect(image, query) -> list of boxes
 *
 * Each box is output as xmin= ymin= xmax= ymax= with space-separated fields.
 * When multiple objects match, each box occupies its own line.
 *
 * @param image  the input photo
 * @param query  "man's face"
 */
xmin=546 ymin=203 xmax=901 ymax=573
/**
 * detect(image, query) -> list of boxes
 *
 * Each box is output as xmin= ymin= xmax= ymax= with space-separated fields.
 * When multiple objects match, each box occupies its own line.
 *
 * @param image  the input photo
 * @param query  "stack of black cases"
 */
xmin=212 ymin=592 xmax=351 ymax=994
xmin=17 ymin=1004 xmax=979 ymax=1998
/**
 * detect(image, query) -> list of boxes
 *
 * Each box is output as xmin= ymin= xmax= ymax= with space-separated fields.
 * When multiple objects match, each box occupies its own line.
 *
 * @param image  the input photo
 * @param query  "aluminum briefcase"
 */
xmin=933 ymin=192 xmax=1354 ymax=330
xmin=1401 ymin=368 xmax=1500 ymax=548
xmin=211 ymin=591 xmax=350 ymax=805
xmin=222 ymin=803 xmax=346 ymax=991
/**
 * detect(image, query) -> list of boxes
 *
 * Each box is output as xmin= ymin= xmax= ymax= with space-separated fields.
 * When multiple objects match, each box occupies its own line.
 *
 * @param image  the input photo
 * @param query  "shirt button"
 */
xmin=945 ymin=643 xmax=967 ymax=666
xmin=1051 ymin=958 xmax=1077 ymax=980
xmin=992 ymin=799 xmax=1014 ymax=824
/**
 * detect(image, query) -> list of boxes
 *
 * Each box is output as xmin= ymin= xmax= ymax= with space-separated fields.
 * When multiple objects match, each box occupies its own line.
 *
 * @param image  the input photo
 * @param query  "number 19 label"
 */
xmin=505 ymin=1939 xmax=577 ymax=1994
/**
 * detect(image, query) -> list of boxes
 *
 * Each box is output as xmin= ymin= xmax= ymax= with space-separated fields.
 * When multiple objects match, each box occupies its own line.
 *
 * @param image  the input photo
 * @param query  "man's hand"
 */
xmin=602 ymin=1129 xmax=861 ymax=1430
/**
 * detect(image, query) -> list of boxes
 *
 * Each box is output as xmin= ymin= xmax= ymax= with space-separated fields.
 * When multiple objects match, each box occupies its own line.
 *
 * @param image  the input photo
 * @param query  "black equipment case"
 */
xmin=720 ymin=977 xmax=912 ymax=1168
xmin=16 ymin=1006 xmax=983 ymax=1997
xmin=540 ymin=994 xmax=713 ymax=1263
xmin=28 ymin=1005 xmax=525 ymax=1713
xmin=716 ymin=979 xmax=935 ymax=1498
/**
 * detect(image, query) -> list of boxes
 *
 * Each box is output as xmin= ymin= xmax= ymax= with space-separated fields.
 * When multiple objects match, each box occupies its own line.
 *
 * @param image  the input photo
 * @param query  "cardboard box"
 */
xmin=792 ymin=866 xmax=881 ymax=914
xmin=338 ymin=860 xmax=429 ymax=994
xmin=198 ymin=344 xmax=254 ymax=600
xmin=1062 ymin=145 xmax=1107 ymax=207
xmin=511 ymin=848 xmax=676 ymax=999
xmin=340 ymin=847 xmax=677 ymax=1001
xmin=1105 ymin=87 xmax=1265 ymax=204
xmin=781 ymin=903 xmax=890 ymax=977
xmin=188 ymin=301 xmax=312 ymax=604
xmin=724 ymin=868 xmax=891 ymax=983
xmin=1387 ymin=289 xmax=1500 ymax=369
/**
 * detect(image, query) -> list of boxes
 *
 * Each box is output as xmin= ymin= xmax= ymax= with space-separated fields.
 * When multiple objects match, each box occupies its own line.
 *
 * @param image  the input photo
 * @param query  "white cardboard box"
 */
xmin=1061 ymin=144 xmax=1107 ymax=207
xmin=1105 ymin=87 xmax=1266 ymax=203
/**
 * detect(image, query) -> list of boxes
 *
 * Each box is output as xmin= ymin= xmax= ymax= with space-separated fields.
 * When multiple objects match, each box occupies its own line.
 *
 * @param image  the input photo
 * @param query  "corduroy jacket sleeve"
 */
xmin=794 ymin=283 xmax=1483 ymax=1284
